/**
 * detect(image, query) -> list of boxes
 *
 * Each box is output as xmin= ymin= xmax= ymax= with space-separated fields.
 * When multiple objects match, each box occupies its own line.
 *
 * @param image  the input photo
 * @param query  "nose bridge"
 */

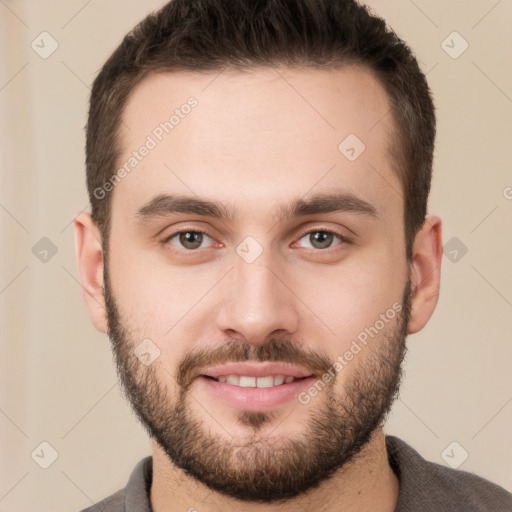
xmin=236 ymin=253 xmax=277 ymax=306
xmin=215 ymin=245 xmax=299 ymax=343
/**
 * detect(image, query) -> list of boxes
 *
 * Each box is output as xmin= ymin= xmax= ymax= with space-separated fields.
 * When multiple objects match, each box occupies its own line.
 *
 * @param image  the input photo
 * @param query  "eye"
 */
xmin=161 ymin=228 xmax=348 ymax=253
xmin=164 ymin=230 xmax=214 ymax=251
xmin=295 ymin=229 xmax=347 ymax=250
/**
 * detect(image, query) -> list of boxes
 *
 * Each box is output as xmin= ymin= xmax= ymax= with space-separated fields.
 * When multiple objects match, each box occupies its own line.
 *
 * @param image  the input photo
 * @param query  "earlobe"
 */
xmin=407 ymin=215 xmax=443 ymax=334
xmin=73 ymin=212 xmax=108 ymax=333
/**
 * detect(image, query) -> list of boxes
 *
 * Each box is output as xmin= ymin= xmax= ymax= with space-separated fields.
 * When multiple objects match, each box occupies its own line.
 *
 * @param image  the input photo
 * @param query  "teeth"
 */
xmin=256 ymin=376 xmax=274 ymax=388
xmin=239 ymin=376 xmax=256 ymax=387
xmin=226 ymin=375 xmax=240 ymax=386
xmin=216 ymin=375 xmax=298 ymax=387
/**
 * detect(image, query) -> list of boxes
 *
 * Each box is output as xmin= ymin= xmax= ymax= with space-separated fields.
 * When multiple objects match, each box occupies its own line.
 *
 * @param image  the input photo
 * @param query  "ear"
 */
xmin=73 ymin=212 xmax=108 ymax=333
xmin=408 ymin=215 xmax=443 ymax=334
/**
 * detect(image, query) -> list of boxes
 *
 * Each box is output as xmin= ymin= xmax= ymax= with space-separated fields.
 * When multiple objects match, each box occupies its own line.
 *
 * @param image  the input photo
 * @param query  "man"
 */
xmin=74 ymin=0 xmax=512 ymax=510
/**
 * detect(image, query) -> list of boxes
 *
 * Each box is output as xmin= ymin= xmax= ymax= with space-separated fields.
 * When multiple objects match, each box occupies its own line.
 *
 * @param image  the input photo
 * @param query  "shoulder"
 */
xmin=79 ymin=489 xmax=125 ymax=512
xmin=77 ymin=456 xmax=153 ymax=512
xmin=386 ymin=435 xmax=512 ymax=511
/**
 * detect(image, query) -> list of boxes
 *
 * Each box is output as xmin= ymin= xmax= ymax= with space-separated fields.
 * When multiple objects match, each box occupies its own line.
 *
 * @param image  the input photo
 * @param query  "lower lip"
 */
xmin=198 ymin=376 xmax=315 ymax=412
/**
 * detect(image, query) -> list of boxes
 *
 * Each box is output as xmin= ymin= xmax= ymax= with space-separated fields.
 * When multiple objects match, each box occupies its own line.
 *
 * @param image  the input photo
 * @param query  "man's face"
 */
xmin=104 ymin=65 xmax=411 ymax=501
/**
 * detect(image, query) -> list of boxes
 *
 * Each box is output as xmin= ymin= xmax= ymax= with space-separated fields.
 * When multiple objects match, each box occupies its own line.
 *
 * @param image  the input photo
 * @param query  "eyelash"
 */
xmin=161 ymin=227 xmax=350 ymax=253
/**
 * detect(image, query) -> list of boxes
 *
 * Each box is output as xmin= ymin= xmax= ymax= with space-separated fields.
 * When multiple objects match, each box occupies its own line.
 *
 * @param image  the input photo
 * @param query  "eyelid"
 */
xmin=161 ymin=227 xmax=219 ymax=251
xmin=293 ymin=227 xmax=350 ymax=249
xmin=161 ymin=225 xmax=351 ymax=252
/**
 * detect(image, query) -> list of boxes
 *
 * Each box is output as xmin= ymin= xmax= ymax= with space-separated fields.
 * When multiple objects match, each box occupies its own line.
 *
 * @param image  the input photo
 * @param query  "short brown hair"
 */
xmin=86 ymin=0 xmax=436 ymax=260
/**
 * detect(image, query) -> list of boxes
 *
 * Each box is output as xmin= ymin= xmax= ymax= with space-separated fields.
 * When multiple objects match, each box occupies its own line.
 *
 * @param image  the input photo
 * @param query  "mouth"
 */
xmin=197 ymin=362 xmax=315 ymax=411
xmin=203 ymin=374 xmax=308 ymax=388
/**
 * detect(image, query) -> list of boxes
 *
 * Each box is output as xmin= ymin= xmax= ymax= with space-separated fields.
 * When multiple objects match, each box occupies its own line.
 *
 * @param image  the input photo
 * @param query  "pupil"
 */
xmin=181 ymin=232 xmax=202 ymax=249
xmin=312 ymin=231 xmax=332 ymax=248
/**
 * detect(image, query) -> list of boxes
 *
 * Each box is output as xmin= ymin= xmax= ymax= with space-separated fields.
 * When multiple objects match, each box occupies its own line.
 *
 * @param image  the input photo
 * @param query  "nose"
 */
xmin=215 ymin=249 xmax=300 ymax=346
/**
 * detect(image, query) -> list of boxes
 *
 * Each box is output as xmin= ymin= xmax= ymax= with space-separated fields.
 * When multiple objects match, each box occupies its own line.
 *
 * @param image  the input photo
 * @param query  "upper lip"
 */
xmin=201 ymin=362 xmax=314 ymax=379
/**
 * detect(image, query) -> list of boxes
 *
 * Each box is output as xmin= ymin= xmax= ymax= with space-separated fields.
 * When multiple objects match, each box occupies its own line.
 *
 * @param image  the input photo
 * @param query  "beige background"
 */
xmin=1 ymin=1 xmax=511 ymax=510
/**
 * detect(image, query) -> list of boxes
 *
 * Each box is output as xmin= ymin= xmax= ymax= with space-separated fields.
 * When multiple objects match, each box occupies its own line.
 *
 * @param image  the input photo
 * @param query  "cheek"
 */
xmin=299 ymin=248 xmax=406 ymax=346
xmin=108 ymin=236 xmax=221 ymax=349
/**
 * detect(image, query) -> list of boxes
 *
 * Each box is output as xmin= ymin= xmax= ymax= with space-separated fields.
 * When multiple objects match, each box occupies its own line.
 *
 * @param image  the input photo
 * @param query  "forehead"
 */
xmin=113 ymin=65 xmax=401 ymax=223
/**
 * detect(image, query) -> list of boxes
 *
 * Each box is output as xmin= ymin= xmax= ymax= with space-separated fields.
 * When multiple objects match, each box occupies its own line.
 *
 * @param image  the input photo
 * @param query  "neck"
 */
xmin=150 ymin=428 xmax=399 ymax=512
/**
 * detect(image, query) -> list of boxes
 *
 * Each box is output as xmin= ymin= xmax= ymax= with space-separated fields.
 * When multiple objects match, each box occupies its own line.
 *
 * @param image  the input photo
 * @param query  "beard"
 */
xmin=103 ymin=260 xmax=411 ymax=503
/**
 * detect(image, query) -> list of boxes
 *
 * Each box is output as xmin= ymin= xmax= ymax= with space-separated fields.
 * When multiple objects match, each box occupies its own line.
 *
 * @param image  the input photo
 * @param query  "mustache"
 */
xmin=177 ymin=338 xmax=334 ymax=390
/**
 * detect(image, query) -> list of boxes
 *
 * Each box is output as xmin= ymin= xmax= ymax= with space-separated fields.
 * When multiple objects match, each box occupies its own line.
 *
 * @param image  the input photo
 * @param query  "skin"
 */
xmin=74 ymin=65 xmax=442 ymax=511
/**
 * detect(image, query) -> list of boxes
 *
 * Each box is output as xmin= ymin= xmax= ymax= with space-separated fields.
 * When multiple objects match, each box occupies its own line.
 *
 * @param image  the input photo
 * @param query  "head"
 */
xmin=86 ymin=0 xmax=436 ymax=260
xmin=75 ymin=0 xmax=442 ymax=503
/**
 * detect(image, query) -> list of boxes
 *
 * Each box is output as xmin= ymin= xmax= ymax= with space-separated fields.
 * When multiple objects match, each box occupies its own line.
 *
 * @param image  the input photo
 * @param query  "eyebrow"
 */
xmin=135 ymin=191 xmax=378 ymax=224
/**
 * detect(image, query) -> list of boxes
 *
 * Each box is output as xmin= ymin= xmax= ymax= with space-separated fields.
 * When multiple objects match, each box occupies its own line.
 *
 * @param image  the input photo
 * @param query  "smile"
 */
xmin=207 ymin=375 xmax=303 ymax=388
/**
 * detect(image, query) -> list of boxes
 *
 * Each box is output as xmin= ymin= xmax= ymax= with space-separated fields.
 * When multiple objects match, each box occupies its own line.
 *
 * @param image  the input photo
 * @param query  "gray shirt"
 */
xmin=80 ymin=435 xmax=512 ymax=511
